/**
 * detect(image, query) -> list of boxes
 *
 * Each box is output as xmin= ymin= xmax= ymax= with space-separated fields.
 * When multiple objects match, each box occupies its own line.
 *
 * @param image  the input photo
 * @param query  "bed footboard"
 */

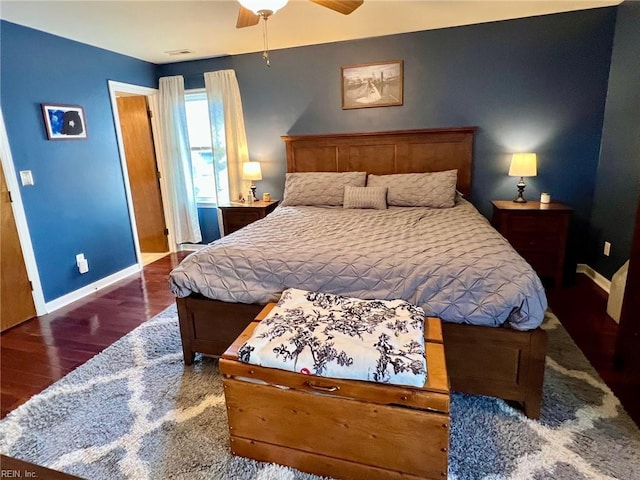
xmin=176 ymin=296 xmax=264 ymax=365
xmin=442 ymin=322 xmax=547 ymax=419
xmin=176 ymin=295 xmax=547 ymax=419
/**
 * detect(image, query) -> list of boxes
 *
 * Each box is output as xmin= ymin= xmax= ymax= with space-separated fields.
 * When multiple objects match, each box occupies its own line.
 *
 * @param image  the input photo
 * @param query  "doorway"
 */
xmin=1 ymin=162 xmax=36 ymax=330
xmin=109 ymin=81 xmax=173 ymax=266
xmin=615 ymin=195 xmax=640 ymax=372
xmin=0 ymin=107 xmax=45 ymax=322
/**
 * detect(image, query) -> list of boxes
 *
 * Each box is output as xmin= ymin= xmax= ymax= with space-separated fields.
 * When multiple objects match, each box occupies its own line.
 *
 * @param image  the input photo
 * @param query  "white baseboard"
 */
xmin=45 ymin=264 xmax=141 ymax=313
xmin=179 ymin=243 xmax=205 ymax=251
xmin=576 ymin=263 xmax=611 ymax=294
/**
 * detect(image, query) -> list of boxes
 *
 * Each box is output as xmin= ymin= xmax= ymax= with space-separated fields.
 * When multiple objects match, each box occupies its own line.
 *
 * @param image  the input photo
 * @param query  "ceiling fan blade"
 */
xmin=236 ymin=5 xmax=260 ymax=28
xmin=309 ymin=0 xmax=364 ymax=15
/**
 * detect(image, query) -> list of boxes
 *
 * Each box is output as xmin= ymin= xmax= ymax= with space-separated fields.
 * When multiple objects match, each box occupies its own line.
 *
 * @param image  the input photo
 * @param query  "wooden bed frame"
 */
xmin=176 ymin=127 xmax=547 ymax=419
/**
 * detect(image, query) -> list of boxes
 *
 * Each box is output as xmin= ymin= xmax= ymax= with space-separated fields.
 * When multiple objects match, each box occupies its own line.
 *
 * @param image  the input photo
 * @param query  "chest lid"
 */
xmin=221 ymin=304 xmax=450 ymax=414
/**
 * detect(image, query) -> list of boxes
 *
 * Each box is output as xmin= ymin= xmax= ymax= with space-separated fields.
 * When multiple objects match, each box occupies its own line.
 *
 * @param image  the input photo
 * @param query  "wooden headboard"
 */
xmin=281 ymin=127 xmax=477 ymax=199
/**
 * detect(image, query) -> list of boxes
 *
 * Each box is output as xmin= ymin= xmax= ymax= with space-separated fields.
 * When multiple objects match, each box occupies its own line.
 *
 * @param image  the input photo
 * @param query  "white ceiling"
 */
xmin=0 ymin=0 xmax=621 ymax=64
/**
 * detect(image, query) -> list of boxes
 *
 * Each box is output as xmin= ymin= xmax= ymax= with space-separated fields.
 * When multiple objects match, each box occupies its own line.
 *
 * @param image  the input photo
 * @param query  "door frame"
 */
xmin=0 ymin=107 xmax=46 ymax=315
xmin=108 ymin=81 xmax=176 ymax=264
xmin=615 ymin=193 xmax=640 ymax=371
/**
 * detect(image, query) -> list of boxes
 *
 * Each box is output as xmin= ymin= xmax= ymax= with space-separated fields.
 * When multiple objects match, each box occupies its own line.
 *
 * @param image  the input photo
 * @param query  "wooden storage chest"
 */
xmin=220 ymin=304 xmax=450 ymax=480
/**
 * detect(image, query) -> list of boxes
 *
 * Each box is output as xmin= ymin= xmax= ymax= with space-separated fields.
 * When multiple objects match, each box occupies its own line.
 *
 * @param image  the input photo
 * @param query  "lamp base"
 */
xmin=250 ymin=184 xmax=258 ymax=202
xmin=513 ymin=178 xmax=527 ymax=203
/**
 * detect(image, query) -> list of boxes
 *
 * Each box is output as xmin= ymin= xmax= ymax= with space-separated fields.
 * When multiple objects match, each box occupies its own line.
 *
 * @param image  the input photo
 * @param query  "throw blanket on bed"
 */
xmin=238 ymin=288 xmax=427 ymax=387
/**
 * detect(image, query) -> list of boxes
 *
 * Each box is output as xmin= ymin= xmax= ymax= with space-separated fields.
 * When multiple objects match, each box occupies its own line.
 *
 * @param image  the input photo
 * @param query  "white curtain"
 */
xmin=157 ymin=75 xmax=202 ymax=244
xmin=146 ymin=93 xmax=176 ymax=251
xmin=204 ymin=70 xmax=250 ymax=204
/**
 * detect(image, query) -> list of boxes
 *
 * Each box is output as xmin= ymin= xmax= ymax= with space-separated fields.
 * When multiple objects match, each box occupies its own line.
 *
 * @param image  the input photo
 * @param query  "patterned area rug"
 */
xmin=1 ymin=307 xmax=638 ymax=480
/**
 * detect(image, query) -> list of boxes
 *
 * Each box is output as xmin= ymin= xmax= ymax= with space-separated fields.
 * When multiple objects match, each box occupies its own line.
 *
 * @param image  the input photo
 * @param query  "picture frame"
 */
xmin=41 ymin=104 xmax=87 ymax=140
xmin=341 ymin=60 xmax=403 ymax=110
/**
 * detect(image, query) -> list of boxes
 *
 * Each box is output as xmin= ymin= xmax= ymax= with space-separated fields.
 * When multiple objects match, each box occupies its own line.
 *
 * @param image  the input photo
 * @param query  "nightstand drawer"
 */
xmin=522 ymin=252 xmax=559 ymax=277
xmin=224 ymin=210 xmax=263 ymax=234
xmin=504 ymin=214 xmax=566 ymax=235
xmin=219 ymin=200 xmax=279 ymax=236
xmin=491 ymin=200 xmax=572 ymax=289
xmin=226 ymin=209 xmax=263 ymax=225
xmin=506 ymin=233 xmax=559 ymax=253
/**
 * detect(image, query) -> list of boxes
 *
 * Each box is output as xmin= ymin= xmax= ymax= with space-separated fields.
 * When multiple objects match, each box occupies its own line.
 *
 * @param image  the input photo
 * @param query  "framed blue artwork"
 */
xmin=41 ymin=104 xmax=87 ymax=140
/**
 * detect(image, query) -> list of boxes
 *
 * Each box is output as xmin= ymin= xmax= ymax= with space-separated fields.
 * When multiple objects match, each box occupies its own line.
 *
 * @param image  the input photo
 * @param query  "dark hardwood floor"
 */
xmin=2 ymin=257 xmax=638 ymax=428
xmin=1 ymin=252 xmax=189 ymax=418
xmin=547 ymin=274 xmax=640 ymax=426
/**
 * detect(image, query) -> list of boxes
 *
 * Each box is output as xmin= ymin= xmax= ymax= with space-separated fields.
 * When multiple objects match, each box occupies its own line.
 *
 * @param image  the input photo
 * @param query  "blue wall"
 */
xmin=1 ymin=6 xmax=625 ymax=305
xmin=1 ymin=21 xmax=157 ymax=301
xmin=589 ymin=1 xmax=640 ymax=279
xmin=197 ymin=207 xmax=221 ymax=243
xmin=158 ymin=8 xmax=617 ymax=266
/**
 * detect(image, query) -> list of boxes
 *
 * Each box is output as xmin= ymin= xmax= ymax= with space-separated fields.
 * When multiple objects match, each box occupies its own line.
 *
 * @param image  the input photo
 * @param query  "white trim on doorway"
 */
xmin=0 ymin=107 xmax=47 ymax=315
xmin=107 ymin=80 xmax=176 ymax=267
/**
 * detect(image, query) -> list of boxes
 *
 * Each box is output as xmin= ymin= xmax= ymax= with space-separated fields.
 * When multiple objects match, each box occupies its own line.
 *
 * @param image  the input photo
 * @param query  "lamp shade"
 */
xmin=238 ymin=0 xmax=288 ymax=14
xmin=509 ymin=153 xmax=537 ymax=177
xmin=242 ymin=161 xmax=263 ymax=181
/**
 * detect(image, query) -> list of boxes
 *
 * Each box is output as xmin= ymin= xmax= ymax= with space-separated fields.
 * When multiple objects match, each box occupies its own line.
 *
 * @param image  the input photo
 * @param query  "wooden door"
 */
xmin=117 ymin=96 xmax=168 ymax=253
xmin=615 ymin=195 xmax=640 ymax=372
xmin=1 ymin=162 xmax=36 ymax=331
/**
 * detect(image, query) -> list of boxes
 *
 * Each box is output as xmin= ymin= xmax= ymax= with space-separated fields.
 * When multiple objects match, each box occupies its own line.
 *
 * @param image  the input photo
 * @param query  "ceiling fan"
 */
xmin=236 ymin=1 xmax=364 ymax=28
xmin=235 ymin=1 xmax=364 ymax=65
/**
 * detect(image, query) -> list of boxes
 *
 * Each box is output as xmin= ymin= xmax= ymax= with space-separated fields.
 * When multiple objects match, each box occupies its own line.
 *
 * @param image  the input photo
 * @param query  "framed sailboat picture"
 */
xmin=341 ymin=60 xmax=403 ymax=110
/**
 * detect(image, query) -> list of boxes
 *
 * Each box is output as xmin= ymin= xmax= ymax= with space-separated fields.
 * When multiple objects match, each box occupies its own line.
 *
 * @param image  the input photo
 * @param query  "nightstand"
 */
xmin=218 ymin=200 xmax=279 ymax=235
xmin=492 ymin=200 xmax=572 ymax=288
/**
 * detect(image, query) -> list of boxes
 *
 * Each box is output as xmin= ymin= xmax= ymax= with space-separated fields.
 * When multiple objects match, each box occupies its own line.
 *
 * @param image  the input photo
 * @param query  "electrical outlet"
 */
xmin=78 ymin=258 xmax=89 ymax=274
xmin=76 ymin=253 xmax=88 ymax=273
xmin=19 ymin=170 xmax=34 ymax=186
xmin=604 ymin=241 xmax=611 ymax=256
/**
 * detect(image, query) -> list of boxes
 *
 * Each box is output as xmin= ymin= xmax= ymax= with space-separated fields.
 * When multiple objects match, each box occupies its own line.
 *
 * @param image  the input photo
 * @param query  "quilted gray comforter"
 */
xmin=169 ymin=200 xmax=547 ymax=330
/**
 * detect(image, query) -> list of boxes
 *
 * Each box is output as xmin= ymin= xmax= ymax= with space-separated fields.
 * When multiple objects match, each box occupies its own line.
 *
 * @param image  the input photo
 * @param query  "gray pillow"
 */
xmin=343 ymin=186 xmax=388 ymax=210
xmin=281 ymin=172 xmax=366 ymax=206
xmin=367 ymin=170 xmax=458 ymax=208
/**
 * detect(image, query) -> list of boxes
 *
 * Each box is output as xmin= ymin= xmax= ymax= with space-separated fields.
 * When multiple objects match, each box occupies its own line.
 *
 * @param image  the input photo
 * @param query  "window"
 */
xmin=184 ymin=91 xmax=229 ymax=205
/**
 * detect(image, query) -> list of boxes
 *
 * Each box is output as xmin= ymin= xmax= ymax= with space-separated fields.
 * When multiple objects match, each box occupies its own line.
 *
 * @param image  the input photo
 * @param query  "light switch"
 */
xmin=19 ymin=170 xmax=34 ymax=186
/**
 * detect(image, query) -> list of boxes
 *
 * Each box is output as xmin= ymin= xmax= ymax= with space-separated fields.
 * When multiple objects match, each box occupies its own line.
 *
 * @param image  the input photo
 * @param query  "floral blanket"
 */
xmin=238 ymin=288 xmax=427 ymax=387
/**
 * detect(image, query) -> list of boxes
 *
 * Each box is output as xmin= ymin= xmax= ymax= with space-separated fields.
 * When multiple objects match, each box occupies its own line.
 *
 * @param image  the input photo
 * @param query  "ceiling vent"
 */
xmin=165 ymin=49 xmax=194 ymax=56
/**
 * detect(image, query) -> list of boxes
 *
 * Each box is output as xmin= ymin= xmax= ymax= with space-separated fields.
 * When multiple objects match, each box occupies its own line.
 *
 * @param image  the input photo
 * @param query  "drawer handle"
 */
xmin=304 ymin=381 xmax=340 ymax=393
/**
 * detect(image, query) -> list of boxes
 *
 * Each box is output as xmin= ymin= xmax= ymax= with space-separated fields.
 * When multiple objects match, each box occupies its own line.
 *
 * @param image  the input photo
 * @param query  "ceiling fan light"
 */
xmin=238 ymin=0 xmax=289 ymax=15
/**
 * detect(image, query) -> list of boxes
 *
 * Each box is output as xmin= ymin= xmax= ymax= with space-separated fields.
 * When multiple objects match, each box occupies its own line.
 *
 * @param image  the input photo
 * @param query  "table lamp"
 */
xmin=242 ymin=161 xmax=262 ymax=202
xmin=508 ymin=153 xmax=537 ymax=203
